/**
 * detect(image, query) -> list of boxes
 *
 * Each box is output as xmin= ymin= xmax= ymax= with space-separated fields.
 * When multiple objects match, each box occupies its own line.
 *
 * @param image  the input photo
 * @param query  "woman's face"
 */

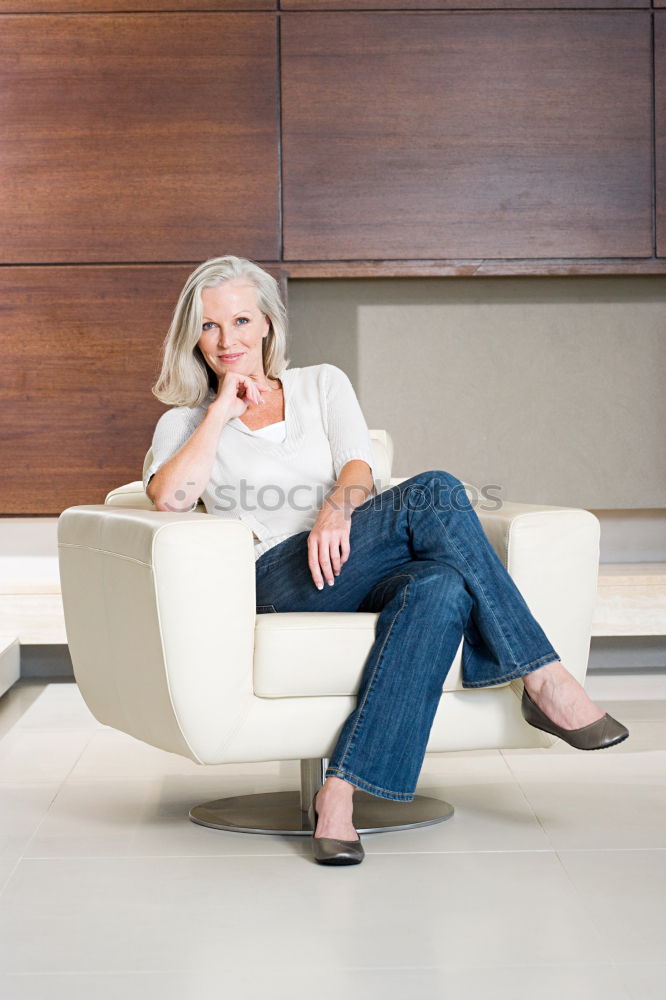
xmin=197 ymin=280 xmax=270 ymax=381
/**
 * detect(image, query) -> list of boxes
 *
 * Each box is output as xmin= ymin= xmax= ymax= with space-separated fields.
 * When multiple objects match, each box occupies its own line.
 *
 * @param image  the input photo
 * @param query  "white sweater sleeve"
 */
xmin=142 ymin=407 xmax=201 ymax=497
xmin=322 ymin=364 xmax=378 ymax=491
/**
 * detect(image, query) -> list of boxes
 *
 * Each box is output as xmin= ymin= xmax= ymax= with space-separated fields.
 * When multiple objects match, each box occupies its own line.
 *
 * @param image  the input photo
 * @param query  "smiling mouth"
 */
xmin=218 ymin=353 xmax=243 ymax=361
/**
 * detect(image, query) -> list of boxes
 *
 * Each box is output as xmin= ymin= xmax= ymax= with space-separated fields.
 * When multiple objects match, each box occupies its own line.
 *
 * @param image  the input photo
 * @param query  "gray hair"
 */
xmin=152 ymin=255 xmax=289 ymax=407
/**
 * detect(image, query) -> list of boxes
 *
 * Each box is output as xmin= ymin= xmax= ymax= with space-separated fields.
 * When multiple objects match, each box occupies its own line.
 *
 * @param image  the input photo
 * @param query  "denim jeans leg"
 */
xmin=354 ymin=469 xmax=561 ymax=688
xmin=324 ymin=560 xmax=473 ymax=800
xmin=254 ymin=468 xmax=562 ymax=800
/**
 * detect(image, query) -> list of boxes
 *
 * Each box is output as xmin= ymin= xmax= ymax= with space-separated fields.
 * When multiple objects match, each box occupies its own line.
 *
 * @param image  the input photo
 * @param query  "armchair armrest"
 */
xmin=57 ymin=505 xmax=256 ymax=763
xmin=388 ymin=476 xmax=600 ymax=687
xmin=103 ymin=481 xmax=206 ymax=513
xmin=474 ymin=496 xmax=600 ymax=687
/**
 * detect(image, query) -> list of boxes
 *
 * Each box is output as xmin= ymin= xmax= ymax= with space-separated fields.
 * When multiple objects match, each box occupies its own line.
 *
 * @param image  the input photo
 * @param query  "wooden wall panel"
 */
xmin=0 ymin=0 xmax=272 ymax=14
xmin=0 ymin=1 xmax=275 ymax=10
xmin=0 ymin=14 xmax=279 ymax=263
xmin=282 ymin=12 xmax=653 ymax=261
xmin=656 ymin=12 xmax=666 ymax=257
xmin=0 ymin=266 xmax=183 ymax=513
xmin=284 ymin=1 xmax=647 ymax=8
xmin=0 ymin=264 xmax=280 ymax=514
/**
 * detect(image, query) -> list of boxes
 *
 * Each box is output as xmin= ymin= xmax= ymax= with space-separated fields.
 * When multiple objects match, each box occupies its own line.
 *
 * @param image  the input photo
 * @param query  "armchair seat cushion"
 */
xmin=253 ymin=611 xmax=471 ymax=698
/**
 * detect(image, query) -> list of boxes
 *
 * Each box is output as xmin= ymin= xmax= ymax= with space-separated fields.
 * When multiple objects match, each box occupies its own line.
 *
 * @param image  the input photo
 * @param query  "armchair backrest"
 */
xmin=104 ymin=429 xmax=394 ymax=509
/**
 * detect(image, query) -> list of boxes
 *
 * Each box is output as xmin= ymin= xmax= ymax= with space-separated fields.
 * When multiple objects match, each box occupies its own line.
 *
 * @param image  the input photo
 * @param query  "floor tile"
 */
xmin=0 ymin=731 xmax=92 ymax=786
xmin=0 ymin=860 xmax=19 ymax=897
xmin=502 ymin=750 xmax=666 ymax=850
xmin=0 ymin=683 xmax=50 ymax=742
xmin=518 ymin=784 xmax=666 ymax=850
xmin=0 ymin=784 xmax=61 ymax=862
xmin=558 ymin=850 xmax=666 ymax=963
xmin=502 ymin=743 xmax=666 ymax=850
xmin=502 ymin=746 xmax=666 ymax=780
xmin=11 ymin=685 xmax=103 ymax=733
xmin=64 ymin=728 xmax=300 ymax=783
xmin=598 ymin=699 xmax=666 ymax=723
xmin=0 ymin=681 xmax=664 ymax=985
xmin=21 ymin=777 xmax=310 ymax=859
xmin=0 ymin=964 xmax=632 ymax=1000
xmin=615 ymin=963 xmax=666 ymax=1000
xmin=365 ymin=780 xmax=550 ymax=854
xmin=0 ymin=853 xmax=613 ymax=974
xmin=418 ymin=748 xmax=516 ymax=783
xmin=23 ymin=737 xmax=548 ymax=858
xmin=597 ymin=721 xmax=666 ymax=753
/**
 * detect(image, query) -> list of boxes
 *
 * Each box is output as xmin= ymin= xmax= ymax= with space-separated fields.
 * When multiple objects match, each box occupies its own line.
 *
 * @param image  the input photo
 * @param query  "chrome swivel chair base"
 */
xmin=189 ymin=758 xmax=454 ymax=837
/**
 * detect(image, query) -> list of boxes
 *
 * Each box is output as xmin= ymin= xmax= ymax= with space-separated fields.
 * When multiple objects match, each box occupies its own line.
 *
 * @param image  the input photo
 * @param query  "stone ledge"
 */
xmin=593 ymin=563 xmax=666 ymax=637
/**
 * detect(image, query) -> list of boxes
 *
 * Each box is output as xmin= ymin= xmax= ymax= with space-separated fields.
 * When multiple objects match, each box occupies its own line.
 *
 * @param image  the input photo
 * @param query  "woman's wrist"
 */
xmin=324 ymin=484 xmax=371 ymax=513
xmin=207 ymin=397 xmax=234 ymax=425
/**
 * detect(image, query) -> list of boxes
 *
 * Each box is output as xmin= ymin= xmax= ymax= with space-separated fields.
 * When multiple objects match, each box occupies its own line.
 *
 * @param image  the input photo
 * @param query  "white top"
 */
xmin=245 ymin=420 xmax=286 ymax=444
xmin=143 ymin=364 xmax=378 ymax=560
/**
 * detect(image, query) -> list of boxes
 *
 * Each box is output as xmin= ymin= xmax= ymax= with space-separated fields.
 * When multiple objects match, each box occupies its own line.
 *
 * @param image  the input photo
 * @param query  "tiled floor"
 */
xmin=0 ymin=674 xmax=665 ymax=999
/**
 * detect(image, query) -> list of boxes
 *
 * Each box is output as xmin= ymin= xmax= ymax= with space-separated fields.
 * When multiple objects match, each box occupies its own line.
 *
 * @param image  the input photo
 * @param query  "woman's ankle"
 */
xmin=523 ymin=659 xmax=605 ymax=728
xmin=318 ymin=776 xmax=355 ymax=802
xmin=523 ymin=658 xmax=563 ymax=695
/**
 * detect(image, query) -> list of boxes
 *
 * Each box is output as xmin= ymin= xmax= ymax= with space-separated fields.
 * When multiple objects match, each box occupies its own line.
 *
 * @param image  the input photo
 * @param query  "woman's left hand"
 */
xmin=307 ymin=499 xmax=352 ymax=590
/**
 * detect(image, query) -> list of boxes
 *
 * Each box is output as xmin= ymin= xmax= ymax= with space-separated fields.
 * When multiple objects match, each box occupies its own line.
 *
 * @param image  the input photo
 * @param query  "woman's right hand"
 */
xmin=212 ymin=371 xmax=269 ymax=420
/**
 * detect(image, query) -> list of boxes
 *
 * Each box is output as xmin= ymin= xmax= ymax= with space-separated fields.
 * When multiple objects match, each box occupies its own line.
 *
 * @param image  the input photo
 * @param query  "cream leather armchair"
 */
xmin=57 ymin=429 xmax=600 ymax=836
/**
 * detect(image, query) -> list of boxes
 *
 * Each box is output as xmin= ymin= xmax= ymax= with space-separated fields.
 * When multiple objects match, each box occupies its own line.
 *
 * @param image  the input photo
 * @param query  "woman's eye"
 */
xmin=236 ymin=317 xmax=249 ymax=325
xmin=202 ymin=322 xmax=216 ymax=331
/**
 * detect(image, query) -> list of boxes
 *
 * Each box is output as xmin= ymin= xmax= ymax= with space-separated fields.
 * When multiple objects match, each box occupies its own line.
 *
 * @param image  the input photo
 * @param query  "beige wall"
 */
xmin=287 ymin=276 xmax=666 ymax=511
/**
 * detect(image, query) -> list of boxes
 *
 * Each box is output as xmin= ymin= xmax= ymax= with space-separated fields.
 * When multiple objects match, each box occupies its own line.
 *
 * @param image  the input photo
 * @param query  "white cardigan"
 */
xmin=143 ymin=363 xmax=378 ymax=560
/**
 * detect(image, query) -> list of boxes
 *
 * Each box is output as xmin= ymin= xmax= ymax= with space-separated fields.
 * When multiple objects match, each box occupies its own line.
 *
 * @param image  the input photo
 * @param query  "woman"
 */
xmin=146 ymin=255 xmax=628 ymax=867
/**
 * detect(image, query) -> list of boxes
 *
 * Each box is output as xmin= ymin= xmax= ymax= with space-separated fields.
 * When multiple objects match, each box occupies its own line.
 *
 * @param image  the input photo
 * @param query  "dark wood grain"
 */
xmin=0 ymin=0 xmax=277 ymax=14
xmin=283 ymin=0 xmax=647 ymax=8
xmin=282 ymin=12 xmax=653 ymax=261
xmin=282 ymin=259 xmax=666 ymax=278
xmin=0 ymin=264 xmax=280 ymax=514
xmin=0 ymin=1 xmax=274 ymax=9
xmin=656 ymin=12 xmax=666 ymax=257
xmin=0 ymin=14 xmax=279 ymax=263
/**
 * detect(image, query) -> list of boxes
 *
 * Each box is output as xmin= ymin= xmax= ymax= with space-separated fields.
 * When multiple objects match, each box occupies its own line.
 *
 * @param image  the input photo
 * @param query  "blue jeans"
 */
xmin=255 ymin=470 xmax=560 ymax=802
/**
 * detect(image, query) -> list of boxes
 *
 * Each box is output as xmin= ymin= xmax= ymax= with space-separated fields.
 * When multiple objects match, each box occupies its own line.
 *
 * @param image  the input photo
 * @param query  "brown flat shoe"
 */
xmin=307 ymin=792 xmax=365 ymax=866
xmin=521 ymin=687 xmax=629 ymax=750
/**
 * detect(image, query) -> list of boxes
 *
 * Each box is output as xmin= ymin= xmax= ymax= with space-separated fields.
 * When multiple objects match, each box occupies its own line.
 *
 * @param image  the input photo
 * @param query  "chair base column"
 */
xmin=188 ymin=758 xmax=454 ymax=836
